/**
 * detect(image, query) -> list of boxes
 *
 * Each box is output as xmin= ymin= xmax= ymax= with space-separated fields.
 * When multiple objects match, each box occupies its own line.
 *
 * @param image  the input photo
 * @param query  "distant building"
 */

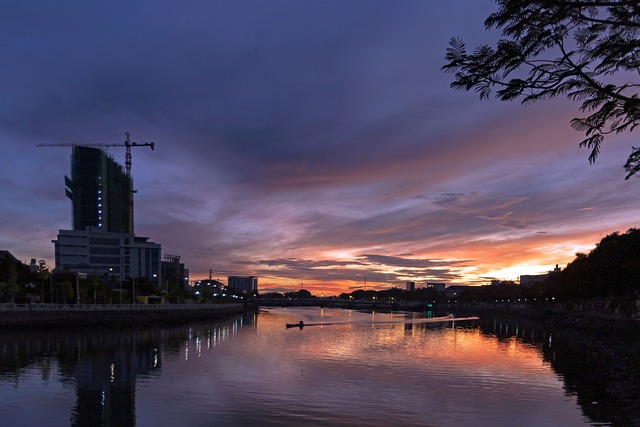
xmin=161 ymin=254 xmax=189 ymax=290
xmin=228 ymin=276 xmax=258 ymax=294
xmin=65 ymin=146 xmax=133 ymax=233
xmin=53 ymin=228 xmax=161 ymax=283
xmin=405 ymin=281 xmax=415 ymax=291
xmin=444 ymin=285 xmax=470 ymax=299
xmin=196 ymin=279 xmax=225 ymax=289
xmin=520 ymin=265 xmax=561 ymax=287
xmin=426 ymin=282 xmax=446 ymax=292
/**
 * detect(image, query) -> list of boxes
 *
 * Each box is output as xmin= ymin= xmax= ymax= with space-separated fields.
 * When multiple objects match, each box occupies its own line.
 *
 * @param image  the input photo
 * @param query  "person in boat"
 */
xmin=299 ymin=320 xmax=304 ymax=327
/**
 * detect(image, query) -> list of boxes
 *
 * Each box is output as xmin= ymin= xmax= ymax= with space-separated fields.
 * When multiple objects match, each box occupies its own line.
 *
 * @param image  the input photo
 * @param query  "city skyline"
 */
xmin=2 ymin=1 xmax=639 ymax=295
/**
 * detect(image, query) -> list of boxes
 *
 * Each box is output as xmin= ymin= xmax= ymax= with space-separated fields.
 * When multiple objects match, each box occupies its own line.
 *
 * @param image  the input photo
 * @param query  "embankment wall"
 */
xmin=0 ymin=303 xmax=249 ymax=329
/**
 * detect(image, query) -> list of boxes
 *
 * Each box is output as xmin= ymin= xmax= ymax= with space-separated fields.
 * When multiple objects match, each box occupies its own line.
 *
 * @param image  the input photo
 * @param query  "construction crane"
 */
xmin=37 ymin=132 xmax=155 ymax=177
xmin=38 ymin=132 xmax=155 ymax=234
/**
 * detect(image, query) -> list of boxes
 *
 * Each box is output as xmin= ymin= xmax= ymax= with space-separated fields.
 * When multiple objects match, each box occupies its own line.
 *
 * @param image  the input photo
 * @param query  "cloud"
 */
xmin=1 ymin=1 xmax=639 ymax=295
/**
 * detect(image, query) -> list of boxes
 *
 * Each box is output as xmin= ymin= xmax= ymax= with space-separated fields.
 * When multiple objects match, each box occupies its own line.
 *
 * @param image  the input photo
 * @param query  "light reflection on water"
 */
xmin=0 ymin=307 xmax=619 ymax=426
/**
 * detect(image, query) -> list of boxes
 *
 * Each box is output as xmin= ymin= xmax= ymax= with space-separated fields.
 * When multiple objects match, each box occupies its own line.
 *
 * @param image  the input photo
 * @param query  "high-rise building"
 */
xmin=65 ymin=146 xmax=133 ymax=233
xmin=54 ymin=145 xmax=163 ymax=284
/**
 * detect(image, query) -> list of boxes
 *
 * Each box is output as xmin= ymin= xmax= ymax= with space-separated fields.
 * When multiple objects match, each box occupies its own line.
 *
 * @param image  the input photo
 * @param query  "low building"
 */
xmin=426 ymin=282 xmax=446 ymax=292
xmin=228 ymin=276 xmax=258 ymax=294
xmin=161 ymin=254 xmax=189 ymax=290
xmin=520 ymin=265 xmax=561 ymax=287
xmin=444 ymin=285 xmax=470 ymax=299
xmin=53 ymin=227 xmax=161 ymax=284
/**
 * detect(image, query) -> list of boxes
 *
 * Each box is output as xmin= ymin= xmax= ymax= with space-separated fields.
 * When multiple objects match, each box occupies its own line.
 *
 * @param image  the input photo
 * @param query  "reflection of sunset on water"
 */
xmin=227 ymin=308 xmax=568 ymax=404
xmin=0 ymin=308 xmax=602 ymax=426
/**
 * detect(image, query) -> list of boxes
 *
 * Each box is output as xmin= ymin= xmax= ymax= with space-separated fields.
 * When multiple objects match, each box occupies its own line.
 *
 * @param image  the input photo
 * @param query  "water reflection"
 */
xmin=0 ymin=313 xmax=254 ymax=426
xmin=0 ymin=309 xmax=637 ymax=426
xmin=475 ymin=316 xmax=640 ymax=426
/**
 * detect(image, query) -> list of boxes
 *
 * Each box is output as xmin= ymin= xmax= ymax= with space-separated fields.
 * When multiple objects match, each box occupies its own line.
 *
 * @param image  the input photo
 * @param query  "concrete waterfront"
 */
xmin=0 ymin=302 xmax=249 ymax=329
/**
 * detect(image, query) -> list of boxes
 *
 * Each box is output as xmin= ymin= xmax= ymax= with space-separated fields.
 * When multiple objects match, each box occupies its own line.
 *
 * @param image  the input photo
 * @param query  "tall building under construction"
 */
xmin=65 ymin=146 xmax=133 ymax=233
xmin=54 ymin=144 xmax=162 ymax=286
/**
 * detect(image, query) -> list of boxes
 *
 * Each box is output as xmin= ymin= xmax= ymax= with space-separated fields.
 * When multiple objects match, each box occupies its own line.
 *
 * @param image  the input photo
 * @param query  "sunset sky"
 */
xmin=1 ymin=1 xmax=639 ymax=295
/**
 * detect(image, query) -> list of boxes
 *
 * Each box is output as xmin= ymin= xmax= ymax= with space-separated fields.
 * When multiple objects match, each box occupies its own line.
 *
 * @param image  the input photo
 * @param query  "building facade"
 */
xmin=426 ymin=282 xmax=446 ymax=292
xmin=65 ymin=146 xmax=133 ymax=233
xmin=161 ymin=254 xmax=189 ymax=290
xmin=53 ymin=228 xmax=161 ymax=284
xmin=227 ymin=276 xmax=258 ymax=294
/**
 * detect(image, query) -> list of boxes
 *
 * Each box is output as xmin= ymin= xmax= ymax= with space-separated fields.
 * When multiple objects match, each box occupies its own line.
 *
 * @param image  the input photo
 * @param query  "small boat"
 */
xmin=286 ymin=321 xmax=305 ymax=329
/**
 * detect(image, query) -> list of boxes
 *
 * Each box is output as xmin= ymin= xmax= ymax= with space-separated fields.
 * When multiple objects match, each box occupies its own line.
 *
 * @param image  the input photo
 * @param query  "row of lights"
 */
xmin=97 ymin=183 xmax=102 ymax=228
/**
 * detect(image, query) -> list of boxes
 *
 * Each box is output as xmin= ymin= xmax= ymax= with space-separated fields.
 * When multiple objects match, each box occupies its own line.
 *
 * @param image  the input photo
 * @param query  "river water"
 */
xmin=0 ymin=306 xmax=636 ymax=426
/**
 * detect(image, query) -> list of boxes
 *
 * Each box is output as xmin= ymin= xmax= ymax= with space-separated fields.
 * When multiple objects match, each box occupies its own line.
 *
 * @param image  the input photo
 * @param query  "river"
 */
xmin=0 ymin=306 xmax=637 ymax=426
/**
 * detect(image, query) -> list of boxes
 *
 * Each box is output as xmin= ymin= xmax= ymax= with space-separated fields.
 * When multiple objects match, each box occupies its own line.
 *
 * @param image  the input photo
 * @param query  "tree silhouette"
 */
xmin=36 ymin=260 xmax=50 ymax=300
xmin=555 ymin=229 xmax=640 ymax=298
xmin=0 ymin=255 xmax=18 ymax=302
xmin=443 ymin=1 xmax=640 ymax=178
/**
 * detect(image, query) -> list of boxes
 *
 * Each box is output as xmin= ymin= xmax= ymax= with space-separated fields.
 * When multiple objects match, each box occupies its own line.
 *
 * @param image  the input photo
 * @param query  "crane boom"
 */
xmin=37 ymin=132 xmax=155 ymax=176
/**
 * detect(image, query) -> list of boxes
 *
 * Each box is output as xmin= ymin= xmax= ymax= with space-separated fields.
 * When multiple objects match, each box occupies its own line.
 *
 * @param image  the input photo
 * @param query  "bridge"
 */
xmin=251 ymin=298 xmax=425 ymax=311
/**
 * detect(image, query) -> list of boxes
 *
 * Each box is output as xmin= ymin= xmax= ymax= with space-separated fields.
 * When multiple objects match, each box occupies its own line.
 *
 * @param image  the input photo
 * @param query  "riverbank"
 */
xmin=442 ymin=302 xmax=639 ymax=335
xmin=0 ymin=302 xmax=253 ymax=330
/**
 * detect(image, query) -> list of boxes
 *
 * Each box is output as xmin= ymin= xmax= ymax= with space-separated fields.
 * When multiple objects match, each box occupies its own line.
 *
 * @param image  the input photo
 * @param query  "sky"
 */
xmin=1 ymin=1 xmax=639 ymax=296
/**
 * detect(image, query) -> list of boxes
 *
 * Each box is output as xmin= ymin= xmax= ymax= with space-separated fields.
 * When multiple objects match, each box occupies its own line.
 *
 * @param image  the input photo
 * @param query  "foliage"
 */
xmin=36 ymin=260 xmax=50 ymax=283
xmin=0 ymin=255 xmax=18 ymax=302
xmin=343 ymin=289 xmax=377 ymax=301
xmin=401 ymin=287 xmax=444 ymax=302
xmin=83 ymin=275 xmax=102 ymax=303
xmin=338 ymin=287 xmax=445 ymax=303
xmin=443 ymin=1 xmax=640 ymax=178
xmin=55 ymin=280 xmax=75 ymax=303
xmin=167 ymin=280 xmax=191 ymax=304
xmin=163 ymin=271 xmax=191 ymax=303
xmin=35 ymin=260 xmax=50 ymax=299
xmin=99 ymin=279 xmax=115 ymax=304
xmin=259 ymin=292 xmax=284 ymax=299
xmin=555 ymin=228 xmax=640 ymax=298
xmin=459 ymin=282 xmax=521 ymax=302
xmin=284 ymin=289 xmax=313 ymax=299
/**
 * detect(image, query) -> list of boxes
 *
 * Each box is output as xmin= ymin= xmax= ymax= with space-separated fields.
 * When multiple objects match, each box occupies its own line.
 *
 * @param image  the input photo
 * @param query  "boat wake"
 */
xmin=286 ymin=315 xmax=479 ymax=329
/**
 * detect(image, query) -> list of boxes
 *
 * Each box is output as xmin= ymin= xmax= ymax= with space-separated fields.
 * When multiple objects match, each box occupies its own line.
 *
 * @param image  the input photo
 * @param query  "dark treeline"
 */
xmin=493 ymin=228 xmax=640 ymax=303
